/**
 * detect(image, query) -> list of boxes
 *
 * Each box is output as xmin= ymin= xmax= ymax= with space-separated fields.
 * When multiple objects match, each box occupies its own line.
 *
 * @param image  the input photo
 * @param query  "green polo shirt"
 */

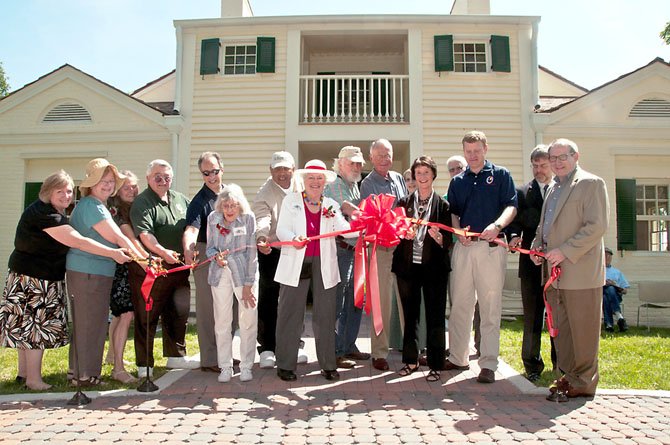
xmin=130 ymin=187 xmax=190 ymax=253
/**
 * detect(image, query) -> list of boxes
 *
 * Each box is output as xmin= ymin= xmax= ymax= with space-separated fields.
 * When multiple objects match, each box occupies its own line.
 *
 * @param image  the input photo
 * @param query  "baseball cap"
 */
xmin=604 ymin=247 xmax=613 ymax=255
xmin=270 ymin=151 xmax=295 ymax=169
xmin=337 ymin=146 xmax=365 ymax=163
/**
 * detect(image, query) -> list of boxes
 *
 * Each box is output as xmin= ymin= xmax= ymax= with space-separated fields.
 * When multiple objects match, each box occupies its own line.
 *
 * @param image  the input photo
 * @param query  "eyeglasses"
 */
xmin=221 ymin=203 xmax=239 ymax=211
xmin=448 ymin=166 xmax=464 ymax=174
xmin=201 ymin=169 xmax=221 ymax=177
xmin=152 ymin=174 xmax=172 ymax=184
xmin=549 ymin=153 xmax=574 ymax=163
xmin=99 ymin=179 xmax=116 ymax=186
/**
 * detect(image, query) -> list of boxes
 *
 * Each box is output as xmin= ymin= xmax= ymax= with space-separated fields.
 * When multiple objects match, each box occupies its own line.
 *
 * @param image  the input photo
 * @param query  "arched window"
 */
xmin=42 ymin=102 xmax=92 ymax=123
xmin=629 ymin=98 xmax=670 ymax=118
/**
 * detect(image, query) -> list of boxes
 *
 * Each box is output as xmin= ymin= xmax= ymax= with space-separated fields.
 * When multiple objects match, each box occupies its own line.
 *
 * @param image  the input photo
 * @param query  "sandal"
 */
xmin=112 ymin=370 xmax=138 ymax=384
xmin=425 ymin=369 xmax=441 ymax=382
xmin=398 ymin=364 xmax=419 ymax=377
xmin=70 ymin=376 xmax=106 ymax=388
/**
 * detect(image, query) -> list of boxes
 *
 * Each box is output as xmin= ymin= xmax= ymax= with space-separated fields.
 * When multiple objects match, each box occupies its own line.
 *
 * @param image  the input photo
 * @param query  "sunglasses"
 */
xmin=201 ymin=169 xmax=221 ymax=177
xmin=152 ymin=174 xmax=172 ymax=184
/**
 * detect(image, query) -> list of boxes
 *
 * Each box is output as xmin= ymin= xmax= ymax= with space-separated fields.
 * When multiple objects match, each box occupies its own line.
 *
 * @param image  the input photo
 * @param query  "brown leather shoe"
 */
xmin=443 ymin=360 xmax=469 ymax=371
xmin=372 ymin=358 xmax=390 ymax=371
xmin=477 ymin=368 xmax=495 ymax=383
xmin=566 ymin=385 xmax=595 ymax=398
xmin=200 ymin=365 xmax=222 ymax=373
xmin=344 ymin=351 xmax=371 ymax=361
xmin=336 ymin=357 xmax=356 ymax=369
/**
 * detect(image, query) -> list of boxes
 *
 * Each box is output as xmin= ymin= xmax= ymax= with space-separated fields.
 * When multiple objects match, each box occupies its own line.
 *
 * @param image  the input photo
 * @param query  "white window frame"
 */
xmin=635 ymin=179 xmax=670 ymax=252
xmin=453 ymin=39 xmax=489 ymax=73
xmin=222 ymin=41 xmax=257 ymax=76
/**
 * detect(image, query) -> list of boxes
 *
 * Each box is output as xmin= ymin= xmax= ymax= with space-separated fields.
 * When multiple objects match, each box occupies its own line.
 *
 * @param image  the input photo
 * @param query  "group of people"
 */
xmin=0 ymin=130 xmax=620 ymax=402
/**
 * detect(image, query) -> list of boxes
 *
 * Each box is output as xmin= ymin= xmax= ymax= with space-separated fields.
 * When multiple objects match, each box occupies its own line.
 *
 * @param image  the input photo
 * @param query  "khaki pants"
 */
xmin=546 ymin=286 xmax=601 ymax=392
xmin=369 ymin=246 xmax=402 ymax=360
xmin=448 ymin=241 xmax=506 ymax=371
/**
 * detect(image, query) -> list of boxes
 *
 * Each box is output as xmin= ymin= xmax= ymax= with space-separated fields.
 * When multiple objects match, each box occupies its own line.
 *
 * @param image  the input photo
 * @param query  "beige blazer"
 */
xmin=274 ymin=192 xmax=353 ymax=289
xmin=532 ymin=166 xmax=610 ymax=290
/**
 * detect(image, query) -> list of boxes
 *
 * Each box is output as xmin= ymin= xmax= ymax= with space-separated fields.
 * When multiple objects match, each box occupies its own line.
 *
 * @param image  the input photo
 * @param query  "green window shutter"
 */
xmin=24 ymin=182 xmax=42 ymax=209
xmin=200 ymin=38 xmax=220 ymax=75
xmin=490 ymin=35 xmax=511 ymax=72
xmin=434 ymin=35 xmax=454 ymax=72
xmin=615 ymin=178 xmax=637 ymax=251
xmin=256 ymin=37 xmax=276 ymax=73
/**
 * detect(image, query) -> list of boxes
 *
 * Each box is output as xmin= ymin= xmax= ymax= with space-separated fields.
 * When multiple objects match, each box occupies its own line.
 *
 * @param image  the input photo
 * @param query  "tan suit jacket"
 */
xmin=532 ymin=166 xmax=609 ymax=290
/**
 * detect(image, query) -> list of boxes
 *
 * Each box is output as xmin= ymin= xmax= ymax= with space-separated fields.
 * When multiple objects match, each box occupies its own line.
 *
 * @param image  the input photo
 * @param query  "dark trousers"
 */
xmin=521 ymin=264 xmax=557 ymax=375
xmin=128 ymin=261 xmax=191 ymax=367
xmin=257 ymin=248 xmax=281 ymax=353
xmin=396 ymin=263 xmax=447 ymax=371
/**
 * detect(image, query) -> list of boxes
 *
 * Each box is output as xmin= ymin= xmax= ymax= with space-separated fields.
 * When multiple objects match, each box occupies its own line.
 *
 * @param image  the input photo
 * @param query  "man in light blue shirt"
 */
xmin=603 ymin=247 xmax=630 ymax=332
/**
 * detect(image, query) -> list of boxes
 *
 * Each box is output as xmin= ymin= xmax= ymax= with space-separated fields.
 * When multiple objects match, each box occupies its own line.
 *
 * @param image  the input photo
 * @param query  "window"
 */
xmin=223 ymin=45 xmax=256 ymax=75
xmin=636 ymin=183 xmax=670 ymax=251
xmin=453 ymin=43 xmax=487 ymax=73
xmin=434 ymin=34 xmax=510 ymax=73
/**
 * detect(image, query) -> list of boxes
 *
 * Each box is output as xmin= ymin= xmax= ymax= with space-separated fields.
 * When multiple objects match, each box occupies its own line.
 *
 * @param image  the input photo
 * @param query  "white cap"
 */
xmin=270 ymin=151 xmax=295 ymax=169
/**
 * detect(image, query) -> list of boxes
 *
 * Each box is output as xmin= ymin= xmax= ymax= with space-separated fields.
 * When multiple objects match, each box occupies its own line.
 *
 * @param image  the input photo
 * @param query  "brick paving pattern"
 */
xmin=1 ymin=315 xmax=669 ymax=444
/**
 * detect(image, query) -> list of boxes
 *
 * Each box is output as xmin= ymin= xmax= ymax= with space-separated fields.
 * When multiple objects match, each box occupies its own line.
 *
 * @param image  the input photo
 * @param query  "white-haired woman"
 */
xmin=0 ymin=170 xmax=129 ymax=390
xmin=66 ymin=159 xmax=145 ymax=387
xmin=274 ymin=159 xmax=355 ymax=382
xmin=206 ymin=184 xmax=258 ymax=383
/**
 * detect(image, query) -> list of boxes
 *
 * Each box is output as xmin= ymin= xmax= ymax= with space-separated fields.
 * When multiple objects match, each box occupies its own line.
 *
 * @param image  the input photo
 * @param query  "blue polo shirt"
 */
xmin=185 ymin=184 xmax=223 ymax=243
xmin=447 ymin=160 xmax=517 ymax=233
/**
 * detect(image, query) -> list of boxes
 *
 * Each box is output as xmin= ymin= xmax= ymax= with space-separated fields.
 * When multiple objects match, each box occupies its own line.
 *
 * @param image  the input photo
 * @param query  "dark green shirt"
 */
xmin=130 ymin=187 xmax=190 ymax=253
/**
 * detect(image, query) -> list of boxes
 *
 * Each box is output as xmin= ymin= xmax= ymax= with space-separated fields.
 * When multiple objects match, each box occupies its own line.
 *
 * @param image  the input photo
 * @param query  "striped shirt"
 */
xmin=206 ymin=212 xmax=258 ymax=288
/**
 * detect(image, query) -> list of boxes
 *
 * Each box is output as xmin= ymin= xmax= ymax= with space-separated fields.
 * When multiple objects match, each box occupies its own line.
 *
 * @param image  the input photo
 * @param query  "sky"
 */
xmin=1 ymin=0 xmax=669 ymax=94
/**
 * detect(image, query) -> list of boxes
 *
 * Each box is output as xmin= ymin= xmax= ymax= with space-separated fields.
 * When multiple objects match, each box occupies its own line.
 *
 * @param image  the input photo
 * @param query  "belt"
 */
xmin=469 ymin=235 xmax=503 ymax=247
xmin=337 ymin=239 xmax=356 ymax=252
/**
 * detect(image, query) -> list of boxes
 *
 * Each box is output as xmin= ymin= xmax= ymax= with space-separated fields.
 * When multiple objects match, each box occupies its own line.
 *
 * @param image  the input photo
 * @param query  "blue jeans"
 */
xmin=602 ymin=285 xmax=622 ymax=327
xmin=335 ymin=245 xmax=363 ymax=357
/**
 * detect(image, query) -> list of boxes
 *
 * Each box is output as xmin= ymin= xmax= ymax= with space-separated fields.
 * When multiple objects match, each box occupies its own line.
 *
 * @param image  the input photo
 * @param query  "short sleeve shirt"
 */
xmin=447 ymin=160 xmax=517 ymax=233
xmin=66 ymin=196 xmax=117 ymax=277
xmin=130 ymin=188 xmax=190 ymax=253
xmin=359 ymin=170 xmax=408 ymax=205
xmin=8 ymin=200 xmax=70 ymax=281
xmin=185 ymin=184 xmax=221 ymax=243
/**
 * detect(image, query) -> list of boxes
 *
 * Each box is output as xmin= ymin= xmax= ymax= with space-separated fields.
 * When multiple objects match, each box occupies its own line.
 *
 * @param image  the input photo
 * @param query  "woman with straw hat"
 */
xmin=66 ymin=159 xmax=145 ymax=387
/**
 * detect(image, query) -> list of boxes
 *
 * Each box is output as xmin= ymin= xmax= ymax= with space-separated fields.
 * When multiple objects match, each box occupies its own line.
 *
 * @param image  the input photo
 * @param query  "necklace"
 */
xmin=302 ymin=192 xmax=322 ymax=207
xmin=417 ymin=195 xmax=430 ymax=217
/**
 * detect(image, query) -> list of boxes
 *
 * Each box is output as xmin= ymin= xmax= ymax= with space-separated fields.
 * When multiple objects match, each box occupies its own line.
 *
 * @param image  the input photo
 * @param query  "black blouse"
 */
xmin=8 ymin=200 xmax=70 ymax=281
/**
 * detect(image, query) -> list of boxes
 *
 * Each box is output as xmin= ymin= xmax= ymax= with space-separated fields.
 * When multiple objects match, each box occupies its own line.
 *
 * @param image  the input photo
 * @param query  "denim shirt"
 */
xmin=206 ymin=212 xmax=258 ymax=288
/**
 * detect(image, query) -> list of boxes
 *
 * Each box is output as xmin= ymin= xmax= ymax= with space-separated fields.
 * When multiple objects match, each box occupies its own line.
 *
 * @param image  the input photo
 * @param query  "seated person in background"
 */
xmin=603 ymin=247 xmax=629 ymax=332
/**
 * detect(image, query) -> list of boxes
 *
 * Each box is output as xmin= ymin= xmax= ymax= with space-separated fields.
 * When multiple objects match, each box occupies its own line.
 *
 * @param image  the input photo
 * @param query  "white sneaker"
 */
xmin=239 ymin=368 xmax=253 ymax=382
xmin=259 ymin=351 xmax=276 ymax=369
xmin=137 ymin=367 xmax=153 ymax=378
xmin=297 ymin=348 xmax=308 ymax=364
xmin=218 ymin=368 xmax=232 ymax=383
xmin=166 ymin=356 xmax=201 ymax=369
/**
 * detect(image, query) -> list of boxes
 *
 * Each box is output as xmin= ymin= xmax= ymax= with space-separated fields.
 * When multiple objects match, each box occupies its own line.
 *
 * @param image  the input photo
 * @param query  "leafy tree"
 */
xmin=0 ymin=62 xmax=9 ymax=97
xmin=661 ymin=22 xmax=670 ymax=45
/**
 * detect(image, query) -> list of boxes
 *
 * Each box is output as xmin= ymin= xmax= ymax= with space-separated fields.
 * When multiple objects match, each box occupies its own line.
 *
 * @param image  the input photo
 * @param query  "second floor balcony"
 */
xmin=299 ymin=74 xmax=409 ymax=125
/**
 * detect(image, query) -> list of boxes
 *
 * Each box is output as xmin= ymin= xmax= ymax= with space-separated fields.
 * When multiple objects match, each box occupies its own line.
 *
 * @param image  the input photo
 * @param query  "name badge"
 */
xmin=233 ymin=226 xmax=247 ymax=236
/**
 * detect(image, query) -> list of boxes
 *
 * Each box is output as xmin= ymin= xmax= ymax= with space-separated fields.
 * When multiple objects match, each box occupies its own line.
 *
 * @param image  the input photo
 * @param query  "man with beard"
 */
xmin=324 ymin=146 xmax=370 ymax=369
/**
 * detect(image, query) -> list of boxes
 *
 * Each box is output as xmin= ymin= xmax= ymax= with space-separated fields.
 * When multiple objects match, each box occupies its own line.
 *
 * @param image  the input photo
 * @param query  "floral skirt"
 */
xmin=110 ymin=264 xmax=133 ymax=317
xmin=0 ymin=270 xmax=69 ymax=349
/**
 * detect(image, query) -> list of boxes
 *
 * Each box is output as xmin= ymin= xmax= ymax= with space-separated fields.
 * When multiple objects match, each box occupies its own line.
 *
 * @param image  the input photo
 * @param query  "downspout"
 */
xmin=531 ymin=21 xmax=542 ymax=145
xmin=171 ymin=131 xmax=179 ymax=178
xmin=174 ymin=24 xmax=183 ymax=113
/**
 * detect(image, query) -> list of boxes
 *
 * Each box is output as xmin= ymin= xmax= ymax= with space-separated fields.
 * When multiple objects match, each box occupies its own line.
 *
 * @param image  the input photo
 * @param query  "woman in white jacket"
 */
xmin=274 ymin=159 xmax=355 ymax=382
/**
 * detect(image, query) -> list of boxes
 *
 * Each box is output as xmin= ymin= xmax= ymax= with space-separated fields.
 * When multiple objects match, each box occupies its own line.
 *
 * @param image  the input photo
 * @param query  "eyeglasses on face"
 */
xmin=152 ymin=174 xmax=172 ymax=184
xmin=201 ymin=169 xmax=221 ymax=177
xmin=448 ymin=166 xmax=464 ymax=174
xmin=221 ymin=203 xmax=239 ymax=211
xmin=548 ymin=153 xmax=574 ymax=163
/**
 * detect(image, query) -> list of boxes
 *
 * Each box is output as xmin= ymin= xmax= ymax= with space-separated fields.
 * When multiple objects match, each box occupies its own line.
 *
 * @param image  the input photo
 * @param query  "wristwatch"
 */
xmin=494 ymin=223 xmax=503 ymax=231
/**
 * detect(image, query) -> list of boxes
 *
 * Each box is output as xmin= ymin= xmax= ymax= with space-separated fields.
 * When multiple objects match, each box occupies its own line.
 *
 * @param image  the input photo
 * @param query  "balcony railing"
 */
xmin=299 ymin=74 xmax=409 ymax=124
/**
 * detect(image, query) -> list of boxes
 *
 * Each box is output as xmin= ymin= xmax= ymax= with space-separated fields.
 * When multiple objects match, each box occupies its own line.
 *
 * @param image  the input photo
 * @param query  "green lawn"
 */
xmin=0 ymin=325 xmax=200 ymax=395
xmin=499 ymin=318 xmax=670 ymax=390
